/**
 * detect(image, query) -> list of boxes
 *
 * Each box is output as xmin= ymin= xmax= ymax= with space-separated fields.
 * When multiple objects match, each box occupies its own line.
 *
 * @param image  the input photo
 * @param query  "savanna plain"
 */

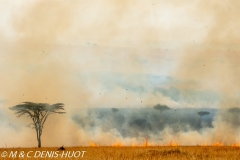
xmin=1 ymin=146 xmax=240 ymax=160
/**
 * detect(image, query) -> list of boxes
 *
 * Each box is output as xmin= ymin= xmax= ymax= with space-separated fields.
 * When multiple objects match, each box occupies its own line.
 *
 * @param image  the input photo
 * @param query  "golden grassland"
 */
xmin=1 ymin=146 xmax=240 ymax=160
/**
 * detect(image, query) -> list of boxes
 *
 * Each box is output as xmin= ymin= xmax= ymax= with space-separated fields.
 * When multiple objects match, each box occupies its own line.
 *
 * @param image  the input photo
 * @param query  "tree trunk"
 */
xmin=38 ymin=137 xmax=41 ymax=148
xmin=36 ymin=129 xmax=42 ymax=148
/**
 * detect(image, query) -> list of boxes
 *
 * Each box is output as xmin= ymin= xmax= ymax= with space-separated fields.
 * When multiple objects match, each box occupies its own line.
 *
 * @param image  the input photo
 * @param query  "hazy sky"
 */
xmin=0 ymin=0 xmax=240 ymax=147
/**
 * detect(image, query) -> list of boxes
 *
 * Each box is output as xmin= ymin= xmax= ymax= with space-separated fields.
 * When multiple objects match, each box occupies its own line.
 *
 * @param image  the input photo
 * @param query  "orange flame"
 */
xmin=211 ymin=141 xmax=224 ymax=146
xmin=131 ymin=143 xmax=137 ymax=147
xmin=168 ymin=140 xmax=179 ymax=146
xmin=232 ymin=142 xmax=240 ymax=147
xmin=112 ymin=139 xmax=123 ymax=147
xmin=144 ymin=138 xmax=149 ymax=147
xmin=89 ymin=140 xmax=240 ymax=147
xmin=202 ymin=142 xmax=208 ymax=146
xmin=90 ymin=141 xmax=99 ymax=147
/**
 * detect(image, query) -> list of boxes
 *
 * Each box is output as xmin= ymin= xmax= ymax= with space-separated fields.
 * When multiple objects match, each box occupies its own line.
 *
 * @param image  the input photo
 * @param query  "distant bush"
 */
xmin=153 ymin=104 xmax=170 ymax=111
xmin=112 ymin=108 xmax=119 ymax=112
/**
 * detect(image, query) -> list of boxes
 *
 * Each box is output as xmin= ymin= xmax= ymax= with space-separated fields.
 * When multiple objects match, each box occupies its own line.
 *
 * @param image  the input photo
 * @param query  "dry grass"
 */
xmin=1 ymin=146 xmax=240 ymax=160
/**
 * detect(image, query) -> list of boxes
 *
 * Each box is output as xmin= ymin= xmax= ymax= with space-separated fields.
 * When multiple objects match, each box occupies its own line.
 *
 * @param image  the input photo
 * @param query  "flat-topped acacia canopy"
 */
xmin=10 ymin=102 xmax=65 ymax=148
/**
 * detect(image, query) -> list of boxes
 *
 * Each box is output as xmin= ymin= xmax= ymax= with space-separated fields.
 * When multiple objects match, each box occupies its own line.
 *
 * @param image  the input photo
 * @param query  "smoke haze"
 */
xmin=0 ymin=0 xmax=240 ymax=147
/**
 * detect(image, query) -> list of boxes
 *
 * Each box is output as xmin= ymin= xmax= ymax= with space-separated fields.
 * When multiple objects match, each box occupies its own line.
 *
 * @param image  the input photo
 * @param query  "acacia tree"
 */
xmin=153 ymin=104 xmax=170 ymax=112
xmin=10 ymin=102 xmax=65 ymax=148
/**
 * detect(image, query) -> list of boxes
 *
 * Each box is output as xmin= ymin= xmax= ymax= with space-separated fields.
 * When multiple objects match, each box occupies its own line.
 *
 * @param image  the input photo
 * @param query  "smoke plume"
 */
xmin=0 ymin=0 xmax=240 ymax=147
